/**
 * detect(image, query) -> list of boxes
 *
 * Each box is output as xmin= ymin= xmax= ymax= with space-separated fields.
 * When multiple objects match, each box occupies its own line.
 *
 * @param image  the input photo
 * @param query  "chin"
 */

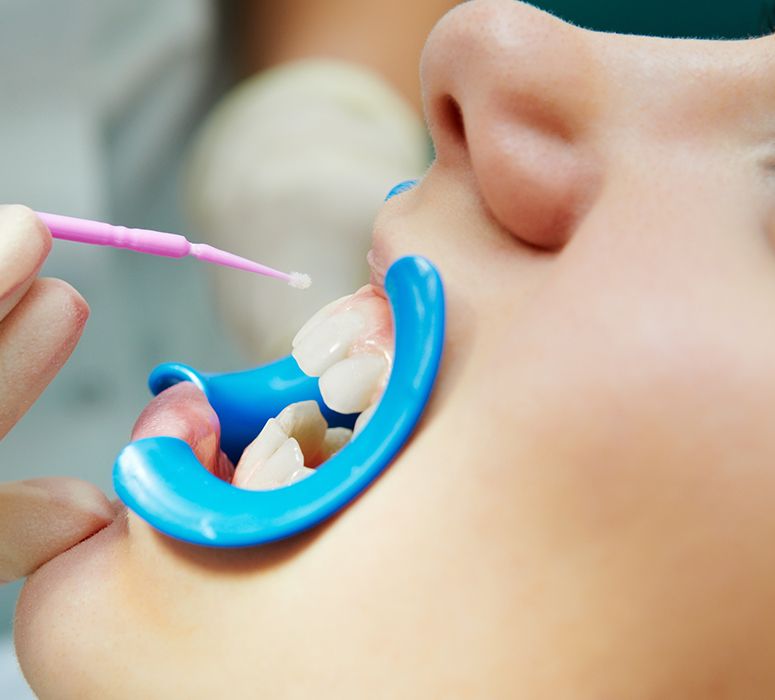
xmin=14 ymin=514 xmax=129 ymax=699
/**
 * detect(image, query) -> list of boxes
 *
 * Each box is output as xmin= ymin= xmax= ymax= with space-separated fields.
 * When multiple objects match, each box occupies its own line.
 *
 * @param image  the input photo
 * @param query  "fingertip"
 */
xmin=24 ymin=278 xmax=90 ymax=377
xmin=0 ymin=205 xmax=53 ymax=321
xmin=0 ymin=277 xmax=91 ymax=439
xmin=35 ymin=477 xmax=115 ymax=524
xmin=35 ymin=277 xmax=91 ymax=332
xmin=0 ymin=204 xmax=52 ymax=266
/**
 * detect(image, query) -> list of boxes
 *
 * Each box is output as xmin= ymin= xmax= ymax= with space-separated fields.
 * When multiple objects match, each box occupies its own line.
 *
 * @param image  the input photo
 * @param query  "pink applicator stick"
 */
xmin=36 ymin=212 xmax=311 ymax=290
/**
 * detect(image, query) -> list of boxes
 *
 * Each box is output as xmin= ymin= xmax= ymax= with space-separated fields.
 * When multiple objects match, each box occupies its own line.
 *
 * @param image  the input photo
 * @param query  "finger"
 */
xmin=131 ymin=382 xmax=235 ymax=481
xmin=0 ymin=205 xmax=51 ymax=323
xmin=0 ymin=477 xmax=114 ymax=582
xmin=0 ymin=278 xmax=89 ymax=439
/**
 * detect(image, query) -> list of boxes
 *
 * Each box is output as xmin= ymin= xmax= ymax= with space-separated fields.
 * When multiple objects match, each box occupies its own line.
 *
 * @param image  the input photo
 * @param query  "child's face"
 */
xmin=17 ymin=1 xmax=775 ymax=696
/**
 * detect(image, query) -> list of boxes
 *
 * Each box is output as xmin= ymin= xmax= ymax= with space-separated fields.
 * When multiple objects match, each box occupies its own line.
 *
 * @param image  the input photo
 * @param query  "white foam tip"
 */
xmin=288 ymin=271 xmax=312 ymax=290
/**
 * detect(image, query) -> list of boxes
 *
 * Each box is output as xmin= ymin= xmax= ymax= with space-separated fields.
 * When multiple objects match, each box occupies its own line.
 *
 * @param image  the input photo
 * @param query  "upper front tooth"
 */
xmin=275 ymin=400 xmax=327 ymax=458
xmin=292 ymin=295 xmax=351 ymax=349
xmin=292 ymin=309 xmax=365 ymax=377
xmin=318 ymin=354 xmax=388 ymax=414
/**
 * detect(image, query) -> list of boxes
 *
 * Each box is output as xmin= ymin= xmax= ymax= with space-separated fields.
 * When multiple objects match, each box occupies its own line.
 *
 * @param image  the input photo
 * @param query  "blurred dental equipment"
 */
xmin=185 ymin=59 xmax=429 ymax=359
xmin=37 ymin=212 xmax=310 ymax=288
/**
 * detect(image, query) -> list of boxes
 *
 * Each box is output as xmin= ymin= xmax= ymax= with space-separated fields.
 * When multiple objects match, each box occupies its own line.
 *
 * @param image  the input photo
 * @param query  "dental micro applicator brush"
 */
xmin=35 ymin=212 xmax=312 ymax=289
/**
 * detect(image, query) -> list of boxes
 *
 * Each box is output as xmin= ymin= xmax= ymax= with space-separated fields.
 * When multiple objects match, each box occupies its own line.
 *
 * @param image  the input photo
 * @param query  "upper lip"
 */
xmin=366 ymin=247 xmax=387 ymax=290
xmin=367 ymin=214 xmax=398 ymax=292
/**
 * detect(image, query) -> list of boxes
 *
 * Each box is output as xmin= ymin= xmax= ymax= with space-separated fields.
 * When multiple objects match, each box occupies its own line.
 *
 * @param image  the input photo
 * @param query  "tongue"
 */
xmin=130 ymin=382 xmax=234 ymax=482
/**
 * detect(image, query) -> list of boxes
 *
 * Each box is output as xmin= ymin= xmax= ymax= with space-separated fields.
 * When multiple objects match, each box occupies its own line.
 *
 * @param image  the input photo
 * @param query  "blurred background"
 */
xmin=0 ymin=1 xmax=441 ymax=695
xmin=0 ymin=7 xmax=235 ymax=695
xmin=1 ymin=0 xmax=773 ymax=696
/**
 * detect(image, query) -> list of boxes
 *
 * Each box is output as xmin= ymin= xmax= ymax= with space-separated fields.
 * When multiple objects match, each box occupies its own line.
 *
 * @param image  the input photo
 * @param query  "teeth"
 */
xmin=353 ymin=404 xmax=377 ymax=437
xmin=247 ymin=438 xmax=305 ymax=489
xmin=275 ymin=400 xmax=327 ymax=458
xmin=287 ymin=467 xmax=315 ymax=485
xmin=233 ymin=418 xmax=287 ymax=484
xmin=292 ymin=309 xmax=365 ymax=376
xmin=287 ymin=284 xmax=395 ymax=454
xmin=307 ymin=427 xmax=353 ymax=467
xmin=319 ymin=427 xmax=352 ymax=459
xmin=291 ymin=295 xmax=350 ymax=349
xmin=233 ymin=400 xmax=328 ymax=490
xmin=319 ymin=354 xmax=387 ymax=414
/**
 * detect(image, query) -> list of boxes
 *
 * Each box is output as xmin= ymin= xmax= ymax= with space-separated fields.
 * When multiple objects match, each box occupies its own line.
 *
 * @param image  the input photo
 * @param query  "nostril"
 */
xmin=437 ymin=94 xmax=467 ymax=146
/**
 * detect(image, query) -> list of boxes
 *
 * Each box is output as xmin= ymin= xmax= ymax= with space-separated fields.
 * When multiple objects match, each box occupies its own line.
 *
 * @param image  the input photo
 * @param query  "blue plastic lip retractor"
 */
xmin=113 ymin=255 xmax=445 ymax=547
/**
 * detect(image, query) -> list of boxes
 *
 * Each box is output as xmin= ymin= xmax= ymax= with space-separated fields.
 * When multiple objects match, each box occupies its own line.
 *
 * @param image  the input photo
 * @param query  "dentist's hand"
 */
xmin=0 ymin=205 xmax=113 ymax=583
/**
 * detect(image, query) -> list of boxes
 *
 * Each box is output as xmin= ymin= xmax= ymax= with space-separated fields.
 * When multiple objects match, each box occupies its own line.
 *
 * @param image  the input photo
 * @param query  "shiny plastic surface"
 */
xmin=37 ymin=211 xmax=296 ymax=283
xmin=146 ymin=356 xmax=355 ymax=465
xmin=113 ymin=256 xmax=445 ymax=547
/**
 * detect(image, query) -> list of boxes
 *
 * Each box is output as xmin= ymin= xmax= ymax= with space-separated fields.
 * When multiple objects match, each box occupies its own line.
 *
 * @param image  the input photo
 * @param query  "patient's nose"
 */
xmin=421 ymin=0 xmax=602 ymax=249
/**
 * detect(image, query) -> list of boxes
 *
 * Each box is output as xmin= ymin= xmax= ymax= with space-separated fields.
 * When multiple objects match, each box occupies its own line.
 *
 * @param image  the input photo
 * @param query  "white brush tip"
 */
xmin=288 ymin=271 xmax=312 ymax=290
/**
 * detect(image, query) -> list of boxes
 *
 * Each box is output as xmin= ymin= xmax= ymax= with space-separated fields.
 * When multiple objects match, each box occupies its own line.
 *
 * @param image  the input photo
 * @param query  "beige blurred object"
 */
xmin=184 ymin=59 xmax=429 ymax=361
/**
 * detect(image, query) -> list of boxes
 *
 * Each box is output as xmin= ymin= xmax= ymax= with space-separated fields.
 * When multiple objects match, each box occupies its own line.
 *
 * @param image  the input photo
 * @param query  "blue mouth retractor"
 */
xmin=113 ymin=255 xmax=445 ymax=547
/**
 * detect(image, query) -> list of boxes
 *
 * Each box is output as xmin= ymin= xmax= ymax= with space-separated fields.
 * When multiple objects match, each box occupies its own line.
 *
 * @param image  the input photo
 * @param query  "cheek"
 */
xmin=466 ymin=271 xmax=775 ymax=681
xmin=489 ymin=264 xmax=775 ymax=512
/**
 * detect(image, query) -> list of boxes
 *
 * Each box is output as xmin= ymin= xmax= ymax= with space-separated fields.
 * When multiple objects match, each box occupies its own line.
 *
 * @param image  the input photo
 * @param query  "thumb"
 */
xmin=0 ymin=478 xmax=114 ymax=582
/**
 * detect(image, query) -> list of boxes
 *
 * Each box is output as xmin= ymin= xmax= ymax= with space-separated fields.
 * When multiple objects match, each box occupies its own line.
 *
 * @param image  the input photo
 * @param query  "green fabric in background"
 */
xmin=529 ymin=0 xmax=775 ymax=38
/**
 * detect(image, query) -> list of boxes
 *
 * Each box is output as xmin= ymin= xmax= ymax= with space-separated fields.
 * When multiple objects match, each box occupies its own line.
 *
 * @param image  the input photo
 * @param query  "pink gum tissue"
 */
xmin=339 ymin=286 xmax=395 ymax=364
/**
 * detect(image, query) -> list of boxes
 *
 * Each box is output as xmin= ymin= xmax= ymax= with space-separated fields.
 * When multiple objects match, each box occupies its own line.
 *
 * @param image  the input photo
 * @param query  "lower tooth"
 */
xmin=275 ymin=400 xmax=327 ymax=458
xmin=286 ymin=467 xmax=315 ymax=485
xmin=353 ymin=404 xmax=377 ymax=437
xmin=320 ymin=427 xmax=352 ymax=457
xmin=239 ymin=437 xmax=304 ymax=491
xmin=232 ymin=418 xmax=287 ymax=487
xmin=308 ymin=427 xmax=352 ymax=467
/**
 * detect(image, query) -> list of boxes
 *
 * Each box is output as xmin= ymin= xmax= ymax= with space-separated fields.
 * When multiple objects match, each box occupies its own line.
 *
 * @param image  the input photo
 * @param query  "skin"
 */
xmin=0 ymin=205 xmax=113 ymax=583
xmin=12 ymin=1 xmax=775 ymax=696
